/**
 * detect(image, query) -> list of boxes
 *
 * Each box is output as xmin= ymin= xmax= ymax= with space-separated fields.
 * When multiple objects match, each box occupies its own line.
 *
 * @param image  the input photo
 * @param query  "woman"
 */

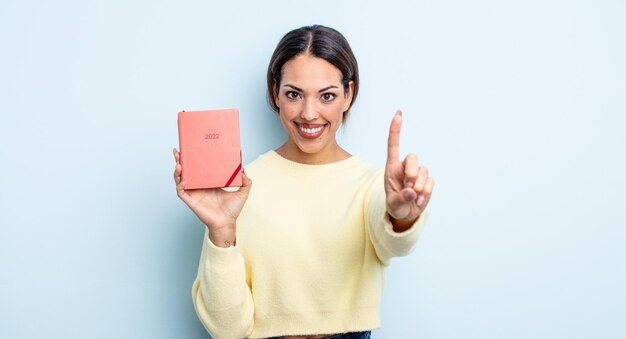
xmin=173 ymin=25 xmax=434 ymax=339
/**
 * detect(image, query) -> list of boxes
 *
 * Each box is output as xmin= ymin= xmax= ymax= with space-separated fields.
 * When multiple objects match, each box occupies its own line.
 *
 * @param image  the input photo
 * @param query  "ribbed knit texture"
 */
xmin=192 ymin=150 xmax=429 ymax=339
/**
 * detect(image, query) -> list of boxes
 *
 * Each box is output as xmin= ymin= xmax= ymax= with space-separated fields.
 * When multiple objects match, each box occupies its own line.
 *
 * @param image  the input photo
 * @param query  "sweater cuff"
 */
xmin=368 ymin=182 xmax=429 ymax=260
xmin=205 ymin=234 xmax=241 ymax=268
xmin=381 ymin=208 xmax=429 ymax=249
xmin=198 ymin=233 xmax=249 ymax=312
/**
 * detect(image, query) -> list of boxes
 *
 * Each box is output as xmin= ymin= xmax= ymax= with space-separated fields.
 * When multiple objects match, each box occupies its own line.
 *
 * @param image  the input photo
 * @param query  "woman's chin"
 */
xmin=295 ymin=144 xmax=322 ymax=155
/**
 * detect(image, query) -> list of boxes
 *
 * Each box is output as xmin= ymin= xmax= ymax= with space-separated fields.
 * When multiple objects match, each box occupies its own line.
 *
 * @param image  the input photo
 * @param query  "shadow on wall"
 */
xmin=240 ymin=94 xmax=289 ymax=164
xmin=168 ymin=210 xmax=213 ymax=338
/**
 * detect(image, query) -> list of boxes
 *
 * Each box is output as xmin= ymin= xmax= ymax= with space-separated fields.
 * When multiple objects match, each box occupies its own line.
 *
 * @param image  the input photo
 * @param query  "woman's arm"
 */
xmin=192 ymin=229 xmax=254 ymax=339
xmin=383 ymin=111 xmax=434 ymax=226
xmin=366 ymin=111 xmax=434 ymax=264
xmin=366 ymin=177 xmax=430 ymax=265
xmin=173 ymin=149 xmax=255 ymax=337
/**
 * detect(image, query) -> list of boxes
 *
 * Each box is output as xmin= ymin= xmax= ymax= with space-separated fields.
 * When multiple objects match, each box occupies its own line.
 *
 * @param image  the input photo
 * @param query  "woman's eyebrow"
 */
xmin=283 ymin=84 xmax=339 ymax=93
xmin=318 ymin=85 xmax=338 ymax=92
xmin=284 ymin=84 xmax=303 ymax=92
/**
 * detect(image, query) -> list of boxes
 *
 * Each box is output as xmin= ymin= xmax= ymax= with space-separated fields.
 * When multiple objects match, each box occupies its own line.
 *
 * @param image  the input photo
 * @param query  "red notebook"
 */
xmin=177 ymin=109 xmax=243 ymax=189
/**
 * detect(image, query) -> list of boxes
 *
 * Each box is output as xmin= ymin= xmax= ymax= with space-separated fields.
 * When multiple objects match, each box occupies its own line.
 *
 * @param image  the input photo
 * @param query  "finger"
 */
xmin=413 ymin=166 xmax=429 ymax=194
xmin=402 ymin=187 xmax=417 ymax=202
xmin=174 ymin=163 xmax=182 ymax=184
xmin=386 ymin=110 xmax=402 ymax=165
xmin=395 ymin=183 xmax=418 ymax=204
xmin=387 ymin=190 xmax=414 ymax=220
xmin=176 ymin=179 xmax=199 ymax=210
xmin=418 ymin=177 xmax=434 ymax=207
xmin=176 ymin=179 xmax=192 ymax=205
xmin=173 ymin=148 xmax=180 ymax=164
xmin=402 ymin=153 xmax=419 ymax=188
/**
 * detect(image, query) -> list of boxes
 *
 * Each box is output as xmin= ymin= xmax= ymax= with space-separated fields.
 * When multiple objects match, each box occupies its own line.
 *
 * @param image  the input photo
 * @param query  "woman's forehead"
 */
xmin=281 ymin=55 xmax=343 ymax=88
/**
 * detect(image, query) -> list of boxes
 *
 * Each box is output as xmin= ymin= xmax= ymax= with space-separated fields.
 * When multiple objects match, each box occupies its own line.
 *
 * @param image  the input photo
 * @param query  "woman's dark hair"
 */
xmin=266 ymin=25 xmax=359 ymax=124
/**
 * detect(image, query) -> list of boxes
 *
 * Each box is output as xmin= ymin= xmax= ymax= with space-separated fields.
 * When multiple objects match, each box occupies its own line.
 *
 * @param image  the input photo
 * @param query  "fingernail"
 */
xmin=417 ymin=195 xmax=425 ymax=206
xmin=404 ymin=191 xmax=417 ymax=201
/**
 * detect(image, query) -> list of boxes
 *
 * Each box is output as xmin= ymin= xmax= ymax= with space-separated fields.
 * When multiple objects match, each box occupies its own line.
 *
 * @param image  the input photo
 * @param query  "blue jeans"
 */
xmin=323 ymin=331 xmax=371 ymax=339
xmin=270 ymin=331 xmax=371 ymax=339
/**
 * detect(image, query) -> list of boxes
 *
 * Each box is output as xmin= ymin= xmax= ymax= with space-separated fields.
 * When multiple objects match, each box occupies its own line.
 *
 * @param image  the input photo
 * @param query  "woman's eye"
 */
xmin=321 ymin=93 xmax=336 ymax=102
xmin=286 ymin=91 xmax=300 ymax=100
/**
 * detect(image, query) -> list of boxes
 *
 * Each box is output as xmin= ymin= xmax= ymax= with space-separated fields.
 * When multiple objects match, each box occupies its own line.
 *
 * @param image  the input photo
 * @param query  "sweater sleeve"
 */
xmin=365 ymin=170 xmax=430 ymax=265
xmin=191 ymin=229 xmax=254 ymax=339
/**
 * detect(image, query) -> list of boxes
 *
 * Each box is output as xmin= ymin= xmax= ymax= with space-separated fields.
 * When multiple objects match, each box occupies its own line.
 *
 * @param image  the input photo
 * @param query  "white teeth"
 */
xmin=299 ymin=126 xmax=323 ymax=134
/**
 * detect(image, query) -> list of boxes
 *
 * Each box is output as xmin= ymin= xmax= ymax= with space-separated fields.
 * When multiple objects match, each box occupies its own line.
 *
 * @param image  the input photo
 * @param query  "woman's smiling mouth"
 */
xmin=294 ymin=122 xmax=327 ymax=139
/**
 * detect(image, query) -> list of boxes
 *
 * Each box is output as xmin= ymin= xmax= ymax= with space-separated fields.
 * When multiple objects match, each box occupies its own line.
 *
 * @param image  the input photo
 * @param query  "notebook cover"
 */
xmin=177 ymin=109 xmax=243 ymax=189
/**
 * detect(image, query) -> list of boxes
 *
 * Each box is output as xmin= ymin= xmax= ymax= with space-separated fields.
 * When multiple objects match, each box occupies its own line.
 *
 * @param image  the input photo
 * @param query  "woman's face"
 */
xmin=274 ymin=54 xmax=353 ymax=161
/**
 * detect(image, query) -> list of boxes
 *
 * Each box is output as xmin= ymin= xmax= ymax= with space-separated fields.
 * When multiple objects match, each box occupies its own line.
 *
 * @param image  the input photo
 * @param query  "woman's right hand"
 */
xmin=173 ymin=148 xmax=252 ymax=248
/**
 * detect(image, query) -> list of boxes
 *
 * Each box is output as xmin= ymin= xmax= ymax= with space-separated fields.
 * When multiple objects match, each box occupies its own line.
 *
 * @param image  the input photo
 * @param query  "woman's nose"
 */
xmin=300 ymin=98 xmax=319 ymax=121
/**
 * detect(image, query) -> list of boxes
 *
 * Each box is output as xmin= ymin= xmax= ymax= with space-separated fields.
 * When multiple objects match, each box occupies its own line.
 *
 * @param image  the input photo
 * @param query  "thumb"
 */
xmin=400 ymin=186 xmax=417 ymax=202
xmin=387 ymin=188 xmax=416 ymax=215
xmin=237 ymin=169 xmax=253 ymax=195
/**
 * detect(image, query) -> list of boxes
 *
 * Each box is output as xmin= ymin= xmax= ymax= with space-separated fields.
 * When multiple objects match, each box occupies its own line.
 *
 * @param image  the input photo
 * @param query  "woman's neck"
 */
xmin=275 ymin=142 xmax=351 ymax=165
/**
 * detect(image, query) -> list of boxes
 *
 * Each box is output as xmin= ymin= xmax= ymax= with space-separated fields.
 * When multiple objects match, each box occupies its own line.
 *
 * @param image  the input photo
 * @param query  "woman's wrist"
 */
xmin=209 ymin=232 xmax=236 ymax=248
xmin=388 ymin=213 xmax=419 ymax=233
xmin=208 ymin=227 xmax=236 ymax=248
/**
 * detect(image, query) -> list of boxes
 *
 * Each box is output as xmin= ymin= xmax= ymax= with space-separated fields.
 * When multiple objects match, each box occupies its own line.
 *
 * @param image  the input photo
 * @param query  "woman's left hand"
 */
xmin=384 ymin=110 xmax=434 ymax=227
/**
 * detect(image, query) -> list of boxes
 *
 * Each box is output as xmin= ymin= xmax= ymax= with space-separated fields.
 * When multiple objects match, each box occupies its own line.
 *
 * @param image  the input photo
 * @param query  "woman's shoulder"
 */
xmin=243 ymin=150 xmax=272 ymax=169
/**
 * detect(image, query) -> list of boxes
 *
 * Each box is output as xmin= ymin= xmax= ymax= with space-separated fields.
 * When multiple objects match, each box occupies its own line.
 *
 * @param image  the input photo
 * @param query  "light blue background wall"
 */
xmin=1 ymin=0 xmax=625 ymax=338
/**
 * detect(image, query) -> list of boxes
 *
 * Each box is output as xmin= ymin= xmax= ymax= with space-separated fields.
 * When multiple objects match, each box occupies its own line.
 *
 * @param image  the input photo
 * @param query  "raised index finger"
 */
xmin=387 ymin=110 xmax=402 ymax=164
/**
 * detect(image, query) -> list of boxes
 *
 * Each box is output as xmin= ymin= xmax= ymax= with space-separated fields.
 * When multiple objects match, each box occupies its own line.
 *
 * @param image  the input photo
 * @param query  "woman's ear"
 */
xmin=342 ymin=80 xmax=355 ymax=112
